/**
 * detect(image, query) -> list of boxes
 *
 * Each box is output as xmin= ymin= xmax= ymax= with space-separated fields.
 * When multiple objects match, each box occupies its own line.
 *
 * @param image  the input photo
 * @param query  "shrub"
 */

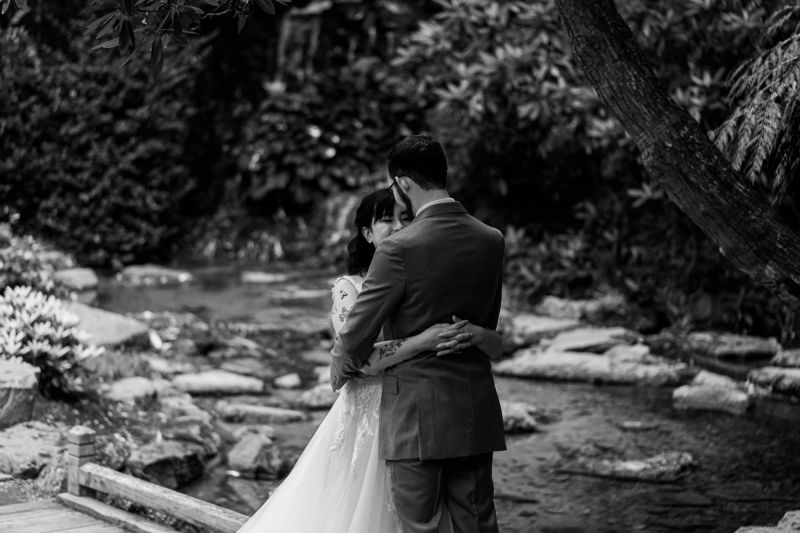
xmin=0 ymin=286 xmax=104 ymax=398
xmin=0 ymin=233 xmax=58 ymax=295
xmin=0 ymin=26 xmax=203 ymax=267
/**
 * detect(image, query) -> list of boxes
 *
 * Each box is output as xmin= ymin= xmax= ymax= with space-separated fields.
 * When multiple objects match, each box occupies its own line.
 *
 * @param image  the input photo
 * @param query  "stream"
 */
xmin=98 ymin=264 xmax=800 ymax=533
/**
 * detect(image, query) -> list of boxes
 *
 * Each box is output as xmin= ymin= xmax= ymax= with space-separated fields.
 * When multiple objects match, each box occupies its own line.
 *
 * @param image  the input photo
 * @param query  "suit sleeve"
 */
xmin=486 ymin=234 xmax=505 ymax=330
xmin=330 ymin=239 xmax=406 ymax=389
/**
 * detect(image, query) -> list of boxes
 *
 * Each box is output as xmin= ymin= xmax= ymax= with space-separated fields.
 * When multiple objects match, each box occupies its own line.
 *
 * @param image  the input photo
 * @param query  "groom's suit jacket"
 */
xmin=331 ymin=201 xmax=507 ymax=461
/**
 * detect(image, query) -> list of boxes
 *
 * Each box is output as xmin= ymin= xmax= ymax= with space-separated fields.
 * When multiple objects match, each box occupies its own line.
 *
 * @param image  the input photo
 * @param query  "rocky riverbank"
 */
xmin=3 ymin=264 xmax=800 ymax=531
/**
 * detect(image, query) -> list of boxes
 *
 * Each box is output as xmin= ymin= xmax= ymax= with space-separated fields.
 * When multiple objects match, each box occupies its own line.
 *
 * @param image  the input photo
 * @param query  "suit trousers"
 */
xmin=387 ymin=453 xmax=499 ymax=533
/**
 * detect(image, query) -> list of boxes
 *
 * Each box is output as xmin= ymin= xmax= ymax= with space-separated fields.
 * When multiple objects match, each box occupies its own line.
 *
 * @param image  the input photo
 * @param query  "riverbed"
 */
xmin=99 ymin=264 xmax=800 ymax=533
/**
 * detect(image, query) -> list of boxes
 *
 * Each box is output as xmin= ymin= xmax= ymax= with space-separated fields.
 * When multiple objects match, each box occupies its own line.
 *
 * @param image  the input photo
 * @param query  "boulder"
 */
xmin=0 ymin=421 xmax=64 ymax=478
xmin=118 ymin=264 xmax=193 ymax=286
xmin=493 ymin=348 xmax=682 ymax=386
xmin=172 ymin=370 xmax=265 ymax=395
xmin=673 ymin=385 xmax=750 ymax=416
xmin=771 ymin=349 xmax=800 ymax=368
xmin=297 ymin=383 xmax=339 ymax=410
xmin=159 ymin=395 xmax=213 ymax=425
xmin=685 ymin=332 xmax=780 ymax=360
xmin=227 ymin=434 xmax=284 ymax=480
xmin=0 ymin=359 xmax=38 ymax=429
xmin=274 ymin=373 xmax=302 ymax=389
xmin=215 ymin=401 xmax=308 ymax=424
xmin=53 ymin=268 xmax=99 ymax=291
xmin=748 ymin=367 xmax=800 ymax=397
xmin=104 ymin=377 xmax=170 ymax=403
xmin=63 ymin=302 xmax=149 ymax=347
xmin=126 ymin=440 xmax=204 ymax=489
xmin=232 ymin=425 xmax=276 ymax=441
xmin=500 ymin=401 xmax=540 ymax=433
xmin=509 ymin=314 xmax=581 ymax=348
xmin=569 ymin=451 xmax=694 ymax=482
xmin=544 ymin=327 xmax=639 ymax=353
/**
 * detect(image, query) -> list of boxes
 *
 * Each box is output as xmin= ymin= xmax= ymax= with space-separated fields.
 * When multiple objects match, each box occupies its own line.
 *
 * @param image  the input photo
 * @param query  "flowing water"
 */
xmin=99 ymin=264 xmax=800 ymax=533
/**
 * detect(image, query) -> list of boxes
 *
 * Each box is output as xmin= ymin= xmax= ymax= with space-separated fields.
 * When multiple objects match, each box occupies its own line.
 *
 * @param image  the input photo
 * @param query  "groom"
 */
xmin=331 ymin=135 xmax=506 ymax=533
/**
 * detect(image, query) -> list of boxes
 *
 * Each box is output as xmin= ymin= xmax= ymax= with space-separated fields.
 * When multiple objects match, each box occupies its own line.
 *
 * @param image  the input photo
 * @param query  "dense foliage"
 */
xmin=0 ymin=15 xmax=204 ymax=267
xmin=2 ymin=0 xmax=799 ymax=339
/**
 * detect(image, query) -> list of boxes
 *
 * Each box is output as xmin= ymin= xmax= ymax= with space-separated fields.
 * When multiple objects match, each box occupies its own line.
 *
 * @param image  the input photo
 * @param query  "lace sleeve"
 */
xmin=331 ymin=277 xmax=359 ymax=336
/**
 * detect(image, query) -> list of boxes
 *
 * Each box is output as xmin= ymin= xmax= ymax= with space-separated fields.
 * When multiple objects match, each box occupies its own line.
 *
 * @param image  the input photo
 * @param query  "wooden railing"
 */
xmin=61 ymin=425 xmax=249 ymax=533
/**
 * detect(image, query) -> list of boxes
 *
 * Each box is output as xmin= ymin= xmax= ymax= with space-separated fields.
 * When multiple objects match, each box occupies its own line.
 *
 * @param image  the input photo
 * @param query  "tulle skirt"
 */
xmin=237 ymin=376 xmax=399 ymax=533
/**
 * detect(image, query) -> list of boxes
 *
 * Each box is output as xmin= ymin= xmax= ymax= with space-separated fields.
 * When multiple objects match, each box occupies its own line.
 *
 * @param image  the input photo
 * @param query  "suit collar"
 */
xmin=411 ymin=200 xmax=466 ymax=223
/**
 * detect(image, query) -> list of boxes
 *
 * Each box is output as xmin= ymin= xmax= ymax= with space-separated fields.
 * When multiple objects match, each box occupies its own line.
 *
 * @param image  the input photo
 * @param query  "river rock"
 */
xmin=126 ymin=440 xmax=204 ymax=489
xmin=494 ymin=348 xmax=681 ymax=386
xmin=220 ymin=358 xmax=276 ymax=380
xmin=301 ymin=348 xmax=332 ymax=365
xmin=500 ymin=401 xmax=539 ymax=433
xmin=0 ymin=421 xmax=64 ymax=478
xmin=770 ymin=349 xmax=800 ymax=368
xmin=570 ymin=451 xmax=694 ymax=482
xmin=313 ymin=365 xmax=331 ymax=383
xmin=172 ymin=370 xmax=265 ymax=395
xmin=673 ymin=385 xmax=750 ymax=416
xmin=690 ymin=370 xmax=741 ymax=389
xmin=685 ymin=332 xmax=780 ymax=360
xmin=543 ymin=327 xmax=639 ymax=353
xmin=534 ymin=293 xmax=627 ymax=321
xmin=778 ymin=511 xmax=800 ymax=529
xmin=297 ymin=383 xmax=339 ymax=410
xmin=215 ymin=401 xmax=308 ymax=424
xmin=232 ymin=425 xmax=276 ymax=441
xmin=748 ymin=367 xmax=800 ymax=397
xmin=227 ymin=434 xmax=284 ymax=480
xmin=274 ymin=373 xmax=302 ymax=389
xmin=241 ymin=271 xmax=291 ymax=284
xmin=104 ymin=377 xmax=171 ymax=403
xmin=0 ymin=359 xmax=38 ymax=429
xmin=510 ymin=314 xmax=581 ymax=348
xmin=53 ymin=268 xmax=99 ymax=291
xmin=146 ymin=356 xmax=196 ymax=376
xmin=118 ymin=264 xmax=193 ymax=286
xmin=63 ymin=301 xmax=149 ymax=346
xmin=159 ymin=395 xmax=213 ymax=425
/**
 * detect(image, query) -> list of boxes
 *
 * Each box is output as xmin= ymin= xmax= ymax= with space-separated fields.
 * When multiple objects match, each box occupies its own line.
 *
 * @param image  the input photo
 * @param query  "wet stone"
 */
xmin=297 ymin=383 xmax=339 ymax=410
xmin=509 ymin=314 xmax=581 ymax=348
xmin=214 ymin=401 xmax=308 ymax=424
xmin=748 ymin=367 xmax=800 ymax=398
xmin=771 ymin=349 xmax=800 ymax=368
xmin=227 ymin=434 xmax=284 ymax=480
xmin=63 ymin=301 xmax=149 ymax=346
xmin=500 ymin=400 xmax=540 ymax=433
xmin=172 ymin=370 xmax=265 ymax=395
xmin=543 ymin=327 xmax=640 ymax=353
xmin=778 ymin=511 xmax=800 ymax=530
xmin=686 ymin=332 xmax=780 ymax=360
xmin=126 ymin=440 xmax=204 ymax=489
xmin=53 ymin=267 xmax=99 ymax=291
xmin=118 ymin=264 xmax=193 ymax=286
xmin=673 ymin=385 xmax=750 ymax=416
xmin=274 ymin=373 xmax=302 ymax=389
xmin=568 ymin=451 xmax=694 ymax=483
xmin=220 ymin=358 xmax=277 ymax=380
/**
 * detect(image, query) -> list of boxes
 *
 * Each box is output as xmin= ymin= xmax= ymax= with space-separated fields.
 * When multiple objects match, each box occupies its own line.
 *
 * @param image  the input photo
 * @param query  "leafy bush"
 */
xmin=0 ymin=25 xmax=203 ymax=267
xmin=0 ymin=233 xmax=58 ymax=295
xmin=0 ymin=286 xmax=104 ymax=398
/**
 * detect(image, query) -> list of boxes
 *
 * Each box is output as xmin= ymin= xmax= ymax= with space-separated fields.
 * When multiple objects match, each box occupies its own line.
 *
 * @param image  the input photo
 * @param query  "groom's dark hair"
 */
xmin=387 ymin=135 xmax=448 ymax=190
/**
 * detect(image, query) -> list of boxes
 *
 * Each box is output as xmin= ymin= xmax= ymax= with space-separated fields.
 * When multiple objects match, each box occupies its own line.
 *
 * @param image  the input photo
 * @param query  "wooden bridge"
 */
xmin=0 ymin=426 xmax=249 ymax=533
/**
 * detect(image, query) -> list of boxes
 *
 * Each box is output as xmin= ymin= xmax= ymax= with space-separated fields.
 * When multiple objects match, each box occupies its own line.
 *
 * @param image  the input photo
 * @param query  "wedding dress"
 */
xmin=237 ymin=275 xmax=400 ymax=533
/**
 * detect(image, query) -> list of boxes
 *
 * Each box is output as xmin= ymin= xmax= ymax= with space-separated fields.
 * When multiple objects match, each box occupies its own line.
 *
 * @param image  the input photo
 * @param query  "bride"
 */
xmin=237 ymin=188 xmax=504 ymax=533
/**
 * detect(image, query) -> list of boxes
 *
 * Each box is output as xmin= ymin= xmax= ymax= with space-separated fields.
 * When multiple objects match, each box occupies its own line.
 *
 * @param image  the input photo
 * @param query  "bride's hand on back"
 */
xmin=433 ymin=318 xmax=477 ymax=357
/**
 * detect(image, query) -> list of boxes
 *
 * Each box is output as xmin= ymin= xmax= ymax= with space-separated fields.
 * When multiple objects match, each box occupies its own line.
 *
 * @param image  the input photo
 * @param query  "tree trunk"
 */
xmin=555 ymin=0 xmax=800 ymax=309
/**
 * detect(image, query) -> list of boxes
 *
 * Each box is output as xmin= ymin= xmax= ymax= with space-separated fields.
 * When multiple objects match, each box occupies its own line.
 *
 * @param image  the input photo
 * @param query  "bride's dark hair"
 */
xmin=347 ymin=188 xmax=396 ymax=275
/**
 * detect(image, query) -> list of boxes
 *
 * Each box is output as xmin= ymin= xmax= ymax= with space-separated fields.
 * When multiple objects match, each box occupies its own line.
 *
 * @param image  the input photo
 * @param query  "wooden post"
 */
xmin=67 ymin=425 xmax=96 ymax=497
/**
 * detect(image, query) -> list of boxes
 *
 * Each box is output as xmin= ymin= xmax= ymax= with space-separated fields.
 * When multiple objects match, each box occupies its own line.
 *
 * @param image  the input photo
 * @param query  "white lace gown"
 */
xmin=237 ymin=275 xmax=400 ymax=533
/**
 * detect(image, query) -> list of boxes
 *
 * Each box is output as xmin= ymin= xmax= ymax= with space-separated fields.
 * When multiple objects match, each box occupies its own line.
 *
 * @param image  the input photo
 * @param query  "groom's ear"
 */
xmin=397 ymin=176 xmax=412 ymax=192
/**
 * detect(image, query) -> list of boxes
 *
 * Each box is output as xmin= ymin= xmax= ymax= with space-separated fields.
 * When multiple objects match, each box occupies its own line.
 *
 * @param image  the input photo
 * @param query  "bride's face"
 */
xmin=366 ymin=204 xmax=411 ymax=247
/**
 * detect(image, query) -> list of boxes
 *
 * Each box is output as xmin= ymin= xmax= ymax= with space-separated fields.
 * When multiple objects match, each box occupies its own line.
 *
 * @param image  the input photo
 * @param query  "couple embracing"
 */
xmin=239 ymin=135 xmax=507 ymax=533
